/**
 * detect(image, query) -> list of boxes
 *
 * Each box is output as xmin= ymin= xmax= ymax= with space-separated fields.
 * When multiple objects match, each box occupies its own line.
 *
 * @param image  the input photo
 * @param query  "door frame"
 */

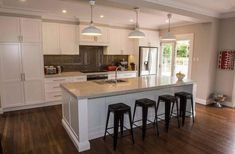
xmin=159 ymin=33 xmax=194 ymax=78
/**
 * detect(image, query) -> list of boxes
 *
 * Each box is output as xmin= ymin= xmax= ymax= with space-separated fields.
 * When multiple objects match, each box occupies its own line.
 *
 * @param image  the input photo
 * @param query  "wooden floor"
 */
xmin=0 ymin=104 xmax=235 ymax=154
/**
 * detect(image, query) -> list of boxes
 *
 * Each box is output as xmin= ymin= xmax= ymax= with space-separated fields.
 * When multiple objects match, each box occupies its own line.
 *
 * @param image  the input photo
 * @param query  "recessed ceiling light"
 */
xmin=19 ymin=0 xmax=27 ymax=2
xmin=165 ymin=19 xmax=169 ymax=23
xmin=62 ymin=10 xmax=67 ymax=14
xmin=129 ymin=19 xmax=134 ymax=22
xmin=100 ymin=15 xmax=104 ymax=18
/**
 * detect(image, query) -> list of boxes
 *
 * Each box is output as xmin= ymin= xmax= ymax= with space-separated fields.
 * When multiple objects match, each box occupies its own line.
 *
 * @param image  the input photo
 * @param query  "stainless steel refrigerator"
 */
xmin=139 ymin=46 xmax=158 ymax=76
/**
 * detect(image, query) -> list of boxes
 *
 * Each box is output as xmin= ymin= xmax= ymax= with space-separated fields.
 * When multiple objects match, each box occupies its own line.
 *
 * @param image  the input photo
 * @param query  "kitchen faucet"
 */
xmin=115 ymin=66 xmax=122 ymax=83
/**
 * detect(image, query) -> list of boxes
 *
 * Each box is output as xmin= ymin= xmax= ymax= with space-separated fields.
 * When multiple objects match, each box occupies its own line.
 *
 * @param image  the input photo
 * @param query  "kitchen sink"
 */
xmin=94 ymin=79 xmax=127 ymax=84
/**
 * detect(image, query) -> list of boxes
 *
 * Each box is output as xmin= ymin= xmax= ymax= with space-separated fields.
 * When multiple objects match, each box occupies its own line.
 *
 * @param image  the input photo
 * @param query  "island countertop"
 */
xmin=61 ymin=75 xmax=194 ymax=99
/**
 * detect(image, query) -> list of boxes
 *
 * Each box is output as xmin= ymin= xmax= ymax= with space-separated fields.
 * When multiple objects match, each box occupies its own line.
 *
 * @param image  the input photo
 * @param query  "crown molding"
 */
xmin=143 ymin=0 xmax=220 ymax=18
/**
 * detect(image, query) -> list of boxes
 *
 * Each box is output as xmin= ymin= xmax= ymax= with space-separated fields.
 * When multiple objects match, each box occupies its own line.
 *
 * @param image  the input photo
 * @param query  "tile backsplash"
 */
xmin=44 ymin=46 xmax=128 ymax=72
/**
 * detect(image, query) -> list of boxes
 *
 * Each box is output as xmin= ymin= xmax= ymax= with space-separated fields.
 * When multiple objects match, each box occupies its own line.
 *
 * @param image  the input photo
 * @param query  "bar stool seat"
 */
xmin=133 ymin=98 xmax=159 ymax=140
xmin=174 ymin=92 xmax=195 ymax=126
xmin=157 ymin=95 xmax=180 ymax=132
xmin=103 ymin=103 xmax=134 ymax=151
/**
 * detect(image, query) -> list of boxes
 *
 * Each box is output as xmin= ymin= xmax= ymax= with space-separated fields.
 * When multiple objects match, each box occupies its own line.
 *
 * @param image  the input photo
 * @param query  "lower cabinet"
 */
xmin=108 ymin=72 xmax=137 ymax=80
xmin=45 ymin=76 xmax=86 ymax=102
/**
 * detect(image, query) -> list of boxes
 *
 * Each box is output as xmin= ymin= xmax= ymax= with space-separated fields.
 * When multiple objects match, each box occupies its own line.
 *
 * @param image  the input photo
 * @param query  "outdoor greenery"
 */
xmin=162 ymin=41 xmax=189 ymax=58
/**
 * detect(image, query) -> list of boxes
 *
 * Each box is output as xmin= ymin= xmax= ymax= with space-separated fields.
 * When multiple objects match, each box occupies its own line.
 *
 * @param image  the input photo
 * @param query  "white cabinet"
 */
xmin=21 ymin=18 xmax=42 ymax=43
xmin=0 ymin=43 xmax=44 ymax=108
xmin=79 ymin=25 xmax=109 ymax=46
xmin=139 ymin=30 xmax=160 ymax=47
xmin=45 ymin=76 xmax=86 ymax=102
xmin=0 ymin=16 xmax=41 ymax=43
xmin=60 ymin=24 xmax=79 ymax=55
xmin=21 ymin=43 xmax=44 ymax=105
xmin=0 ymin=44 xmax=24 ymax=107
xmin=42 ymin=22 xmax=60 ymax=55
xmin=42 ymin=22 xmax=79 ymax=55
xmin=104 ymin=28 xmax=135 ymax=55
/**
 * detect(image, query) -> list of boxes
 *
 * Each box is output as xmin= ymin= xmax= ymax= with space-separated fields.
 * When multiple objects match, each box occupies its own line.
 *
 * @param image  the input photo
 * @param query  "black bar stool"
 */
xmin=174 ymin=92 xmax=195 ymax=126
xmin=103 ymin=103 xmax=134 ymax=150
xmin=156 ymin=95 xmax=180 ymax=132
xmin=132 ymin=98 xmax=159 ymax=140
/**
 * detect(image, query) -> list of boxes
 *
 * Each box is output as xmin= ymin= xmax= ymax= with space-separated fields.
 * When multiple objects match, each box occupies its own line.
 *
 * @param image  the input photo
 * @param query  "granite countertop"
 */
xmin=44 ymin=70 xmax=138 ymax=78
xmin=61 ymin=75 xmax=194 ymax=99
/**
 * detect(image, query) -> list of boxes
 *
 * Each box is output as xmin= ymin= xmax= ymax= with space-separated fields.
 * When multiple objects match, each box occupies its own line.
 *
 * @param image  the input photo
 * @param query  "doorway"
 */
xmin=159 ymin=34 xmax=194 ymax=79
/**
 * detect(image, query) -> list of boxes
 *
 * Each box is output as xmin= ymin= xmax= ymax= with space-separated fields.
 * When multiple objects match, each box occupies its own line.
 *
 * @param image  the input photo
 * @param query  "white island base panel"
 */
xmin=62 ymin=84 xmax=196 ymax=152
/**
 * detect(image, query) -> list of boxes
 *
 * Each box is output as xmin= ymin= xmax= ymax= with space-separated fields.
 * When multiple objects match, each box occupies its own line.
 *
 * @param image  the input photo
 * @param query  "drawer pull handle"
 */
xmin=54 ymin=95 xmax=62 ymax=97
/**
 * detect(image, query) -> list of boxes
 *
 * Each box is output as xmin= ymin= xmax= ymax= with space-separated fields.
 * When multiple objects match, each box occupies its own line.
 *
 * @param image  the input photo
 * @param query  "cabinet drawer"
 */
xmin=45 ymin=91 xmax=62 ymax=102
xmin=45 ymin=82 xmax=62 ymax=92
xmin=119 ymin=73 xmax=137 ymax=78
xmin=45 ymin=77 xmax=72 ymax=83
xmin=72 ymin=76 xmax=86 ymax=82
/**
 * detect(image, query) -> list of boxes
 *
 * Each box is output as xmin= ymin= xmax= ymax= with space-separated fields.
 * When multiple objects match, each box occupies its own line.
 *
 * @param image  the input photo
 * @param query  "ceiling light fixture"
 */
xmin=129 ymin=19 xmax=134 ymax=22
xmin=161 ymin=14 xmax=176 ymax=41
xmin=82 ymin=0 xmax=102 ymax=36
xmin=100 ymin=15 xmax=104 ymax=18
xmin=62 ymin=10 xmax=67 ymax=14
xmin=19 ymin=0 xmax=27 ymax=2
xmin=128 ymin=8 xmax=145 ymax=39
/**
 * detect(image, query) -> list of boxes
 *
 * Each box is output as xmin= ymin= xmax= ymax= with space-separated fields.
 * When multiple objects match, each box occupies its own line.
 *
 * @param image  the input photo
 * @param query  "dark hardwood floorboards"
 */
xmin=0 ymin=104 xmax=235 ymax=154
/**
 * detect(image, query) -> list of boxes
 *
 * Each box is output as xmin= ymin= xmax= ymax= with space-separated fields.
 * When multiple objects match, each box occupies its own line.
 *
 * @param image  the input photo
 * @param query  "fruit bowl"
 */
xmin=176 ymin=72 xmax=185 ymax=81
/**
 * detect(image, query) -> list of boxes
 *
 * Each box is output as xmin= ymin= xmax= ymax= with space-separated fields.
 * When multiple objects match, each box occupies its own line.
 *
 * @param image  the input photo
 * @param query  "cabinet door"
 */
xmin=121 ymin=29 xmax=135 ymax=55
xmin=105 ymin=28 xmax=122 ymax=55
xmin=42 ymin=22 xmax=60 ymax=55
xmin=0 ymin=16 xmax=20 ymax=43
xmin=21 ymin=18 xmax=42 ymax=43
xmin=79 ymin=25 xmax=96 ymax=42
xmin=21 ymin=43 xmax=45 ymax=105
xmin=0 ymin=43 xmax=24 ymax=108
xmin=60 ymin=24 xmax=79 ymax=55
xmin=96 ymin=26 xmax=109 ymax=44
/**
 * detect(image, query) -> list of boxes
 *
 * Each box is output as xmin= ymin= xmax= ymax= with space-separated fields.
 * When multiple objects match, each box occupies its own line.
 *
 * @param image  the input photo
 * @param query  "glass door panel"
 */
xmin=160 ymin=42 xmax=175 ymax=77
xmin=174 ymin=40 xmax=190 ymax=78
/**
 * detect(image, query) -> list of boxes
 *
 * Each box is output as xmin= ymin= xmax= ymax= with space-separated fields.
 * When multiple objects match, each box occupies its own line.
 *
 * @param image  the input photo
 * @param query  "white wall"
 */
xmin=215 ymin=17 xmax=235 ymax=107
xmin=160 ymin=22 xmax=219 ymax=104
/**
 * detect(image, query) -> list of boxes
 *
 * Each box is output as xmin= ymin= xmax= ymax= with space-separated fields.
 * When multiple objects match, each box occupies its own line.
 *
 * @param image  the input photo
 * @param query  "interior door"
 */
xmin=0 ymin=43 xmax=25 ymax=107
xmin=21 ymin=43 xmax=45 ymax=105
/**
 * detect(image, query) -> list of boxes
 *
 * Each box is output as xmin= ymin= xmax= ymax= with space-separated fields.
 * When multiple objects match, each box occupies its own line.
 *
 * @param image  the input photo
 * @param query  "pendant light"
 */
xmin=161 ymin=14 xmax=176 ymax=41
xmin=128 ymin=8 xmax=145 ymax=39
xmin=82 ymin=0 xmax=102 ymax=36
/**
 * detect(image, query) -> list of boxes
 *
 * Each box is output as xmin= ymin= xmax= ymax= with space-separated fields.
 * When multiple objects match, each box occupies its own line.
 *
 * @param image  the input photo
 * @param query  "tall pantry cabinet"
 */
xmin=0 ymin=16 xmax=45 ymax=109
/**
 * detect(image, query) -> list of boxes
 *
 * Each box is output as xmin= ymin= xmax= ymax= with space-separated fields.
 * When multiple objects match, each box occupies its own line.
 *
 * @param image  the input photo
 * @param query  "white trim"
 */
xmin=2 ymin=101 xmax=61 ymax=113
xmin=62 ymin=119 xmax=90 ymax=152
xmin=195 ymin=98 xmax=207 ymax=105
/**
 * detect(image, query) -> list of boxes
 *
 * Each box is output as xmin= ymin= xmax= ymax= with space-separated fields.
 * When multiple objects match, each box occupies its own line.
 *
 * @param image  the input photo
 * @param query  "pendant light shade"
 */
xmin=161 ymin=14 xmax=176 ymax=41
xmin=82 ymin=0 xmax=102 ymax=36
xmin=128 ymin=8 xmax=145 ymax=39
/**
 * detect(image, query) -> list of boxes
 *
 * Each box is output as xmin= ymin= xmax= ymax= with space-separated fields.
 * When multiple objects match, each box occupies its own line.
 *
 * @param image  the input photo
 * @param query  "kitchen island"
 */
xmin=61 ymin=75 xmax=196 ymax=152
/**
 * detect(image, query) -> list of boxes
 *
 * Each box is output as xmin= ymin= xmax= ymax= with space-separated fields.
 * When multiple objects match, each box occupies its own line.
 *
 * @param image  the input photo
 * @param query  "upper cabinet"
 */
xmin=0 ymin=16 xmax=41 ymax=43
xmin=104 ymin=28 xmax=135 ymax=55
xmin=21 ymin=18 xmax=42 ymax=43
xmin=138 ymin=30 xmax=160 ymax=47
xmin=42 ymin=22 xmax=79 ymax=55
xmin=79 ymin=25 xmax=109 ymax=46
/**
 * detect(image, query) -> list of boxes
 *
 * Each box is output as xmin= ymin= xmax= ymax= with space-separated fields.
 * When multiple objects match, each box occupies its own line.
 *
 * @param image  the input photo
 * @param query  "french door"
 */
xmin=160 ymin=38 xmax=192 ymax=79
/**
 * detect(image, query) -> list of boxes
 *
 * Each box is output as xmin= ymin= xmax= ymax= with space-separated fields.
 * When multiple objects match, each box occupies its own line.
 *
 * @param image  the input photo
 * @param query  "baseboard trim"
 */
xmin=195 ymin=98 xmax=207 ymax=105
xmin=2 ymin=101 xmax=62 ymax=113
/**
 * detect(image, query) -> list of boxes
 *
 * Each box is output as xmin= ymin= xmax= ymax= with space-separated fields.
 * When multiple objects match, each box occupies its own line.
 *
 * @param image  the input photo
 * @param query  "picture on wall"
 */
xmin=218 ymin=50 xmax=235 ymax=70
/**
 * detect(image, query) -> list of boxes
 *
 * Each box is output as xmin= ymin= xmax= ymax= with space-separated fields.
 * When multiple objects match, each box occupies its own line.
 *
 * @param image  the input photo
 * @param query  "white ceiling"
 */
xmin=0 ymin=0 xmax=204 ymax=29
xmin=145 ymin=0 xmax=235 ymax=17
